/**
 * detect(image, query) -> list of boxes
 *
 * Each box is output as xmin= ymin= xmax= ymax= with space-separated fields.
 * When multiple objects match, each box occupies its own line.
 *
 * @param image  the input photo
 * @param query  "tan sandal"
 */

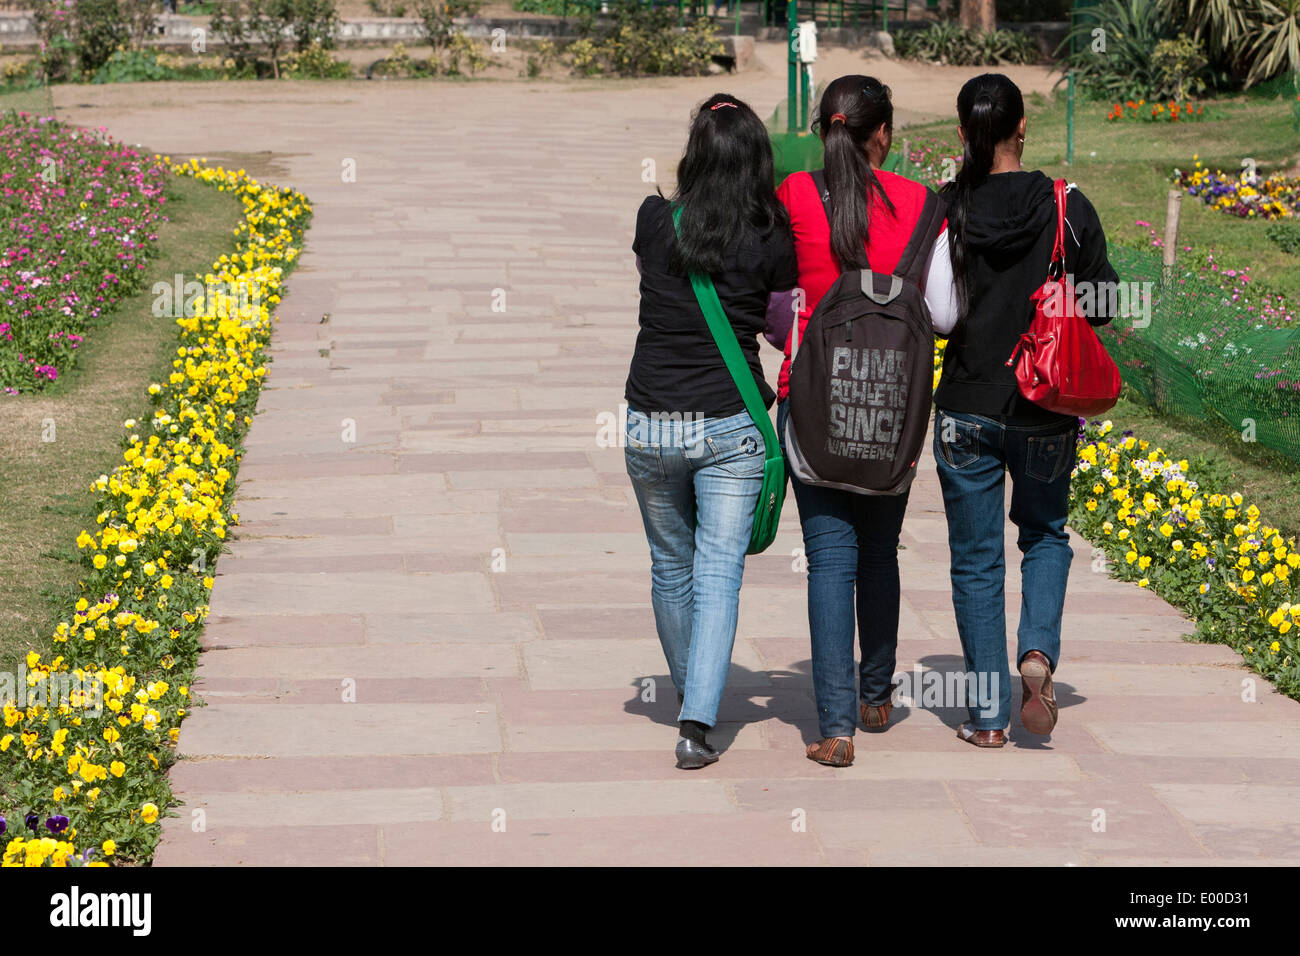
xmin=860 ymin=701 xmax=893 ymax=730
xmin=806 ymin=736 xmax=854 ymax=767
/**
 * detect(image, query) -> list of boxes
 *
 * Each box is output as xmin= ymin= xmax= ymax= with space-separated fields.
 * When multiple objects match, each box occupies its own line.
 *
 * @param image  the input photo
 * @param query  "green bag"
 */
xmin=673 ymin=207 xmax=786 ymax=555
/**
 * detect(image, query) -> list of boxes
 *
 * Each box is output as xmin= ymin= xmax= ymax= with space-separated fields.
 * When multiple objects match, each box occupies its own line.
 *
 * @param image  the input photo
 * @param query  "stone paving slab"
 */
xmin=66 ymin=71 xmax=1300 ymax=868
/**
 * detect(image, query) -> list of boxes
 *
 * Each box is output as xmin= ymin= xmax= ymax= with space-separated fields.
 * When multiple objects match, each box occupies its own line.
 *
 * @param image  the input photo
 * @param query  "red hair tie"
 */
xmin=711 ymin=102 xmax=738 ymax=111
xmin=830 ymin=113 xmax=847 ymax=125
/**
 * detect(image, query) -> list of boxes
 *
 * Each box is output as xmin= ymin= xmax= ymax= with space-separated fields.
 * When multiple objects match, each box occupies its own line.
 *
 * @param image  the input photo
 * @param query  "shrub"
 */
xmin=370 ymin=41 xmax=433 ymax=76
xmin=445 ymin=32 xmax=488 ymax=75
xmin=1267 ymin=221 xmax=1300 ymax=255
xmin=92 ymin=49 xmax=178 ymax=83
xmin=367 ymin=0 xmax=410 ymax=14
xmin=0 ymin=58 xmax=37 ymax=89
xmin=893 ymin=22 xmax=1041 ymax=66
xmin=281 ymin=40 xmax=352 ymax=77
xmin=1150 ymin=33 xmax=1208 ymax=100
xmin=565 ymin=1 xmax=721 ymax=77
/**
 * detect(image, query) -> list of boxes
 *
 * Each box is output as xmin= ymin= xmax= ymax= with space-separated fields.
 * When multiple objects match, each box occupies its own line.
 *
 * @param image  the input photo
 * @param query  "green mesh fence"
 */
xmin=1101 ymin=243 xmax=1300 ymax=463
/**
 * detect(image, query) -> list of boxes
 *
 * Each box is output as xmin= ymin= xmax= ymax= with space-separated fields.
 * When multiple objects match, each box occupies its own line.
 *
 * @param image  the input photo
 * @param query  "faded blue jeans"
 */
xmin=625 ymin=408 xmax=763 ymax=728
xmin=933 ymin=409 xmax=1077 ymax=731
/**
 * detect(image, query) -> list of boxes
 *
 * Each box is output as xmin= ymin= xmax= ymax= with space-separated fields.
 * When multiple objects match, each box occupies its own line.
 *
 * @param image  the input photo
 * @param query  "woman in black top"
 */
xmin=934 ymin=73 xmax=1119 ymax=748
xmin=625 ymin=93 xmax=798 ymax=769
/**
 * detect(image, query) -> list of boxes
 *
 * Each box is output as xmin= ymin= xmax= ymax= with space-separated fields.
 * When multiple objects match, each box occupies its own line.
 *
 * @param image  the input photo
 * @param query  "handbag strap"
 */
xmin=1049 ymin=177 xmax=1068 ymax=277
xmin=672 ymin=206 xmax=779 ymax=458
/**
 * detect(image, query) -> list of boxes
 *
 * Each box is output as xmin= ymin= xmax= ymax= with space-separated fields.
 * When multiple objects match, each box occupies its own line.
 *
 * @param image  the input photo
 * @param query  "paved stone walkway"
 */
xmin=55 ymin=59 xmax=1300 ymax=866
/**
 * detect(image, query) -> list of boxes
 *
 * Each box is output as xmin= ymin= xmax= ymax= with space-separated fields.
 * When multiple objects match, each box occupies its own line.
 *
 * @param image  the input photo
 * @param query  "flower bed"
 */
xmin=0 ymin=113 xmax=168 ymax=393
xmin=1176 ymin=156 xmax=1300 ymax=220
xmin=1106 ymin=99 xmax=1207 ymax=123
xmin=1 ymin=159 xmax=311 ymax=867
xmin=1070 ymin=421 xmax=1300 ymax=699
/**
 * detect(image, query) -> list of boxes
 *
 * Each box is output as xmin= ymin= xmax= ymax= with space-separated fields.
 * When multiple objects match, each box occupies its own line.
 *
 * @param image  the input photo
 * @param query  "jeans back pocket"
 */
xmin=705 ymin=426 xmax=764 ymax=478
xmin=625 ymin=436 xmax=665 ymax=485
xmin=1025 ymin=433 xmax=1074 ymax=483
xmin=936 ymin=414 xmax=981 ymax=470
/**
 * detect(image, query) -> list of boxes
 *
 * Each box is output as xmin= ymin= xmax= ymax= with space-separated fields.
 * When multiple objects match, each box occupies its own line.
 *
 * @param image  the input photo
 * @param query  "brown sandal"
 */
xmin=860 ymin=701 xmax=893 ymax=730
xmin=1018 ymin=650 xmax=1059 ymax=735
xmin=956 ymin=723 xmax=1006 ymax=748
xmin=806 ymin=737 xmax=854 ymax=767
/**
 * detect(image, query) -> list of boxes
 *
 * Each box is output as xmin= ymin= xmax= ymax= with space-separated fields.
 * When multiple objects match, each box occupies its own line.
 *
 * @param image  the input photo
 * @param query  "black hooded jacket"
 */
xmin=934 ymin=170 xmax=1119 ymax=426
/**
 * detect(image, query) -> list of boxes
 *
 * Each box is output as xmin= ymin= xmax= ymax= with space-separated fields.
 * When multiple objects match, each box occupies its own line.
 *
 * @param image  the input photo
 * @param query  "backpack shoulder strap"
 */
xmin=893 ymin=188 xmax=947 ymax=285
xmin=809 ymin=169 xmax=831 ymax=223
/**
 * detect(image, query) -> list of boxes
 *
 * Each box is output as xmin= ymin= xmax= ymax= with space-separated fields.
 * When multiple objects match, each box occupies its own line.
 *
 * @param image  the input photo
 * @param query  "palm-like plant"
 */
xmin=1157 ymin=0 xmax=1253 ymax=52
xmin=1247 ymin=0 xmax=1300 ymax=85
xmin=1061 ymin=0 xmax=1170 ymax=100
xmin=1160 ymin=0 xmax=1300 ymax=84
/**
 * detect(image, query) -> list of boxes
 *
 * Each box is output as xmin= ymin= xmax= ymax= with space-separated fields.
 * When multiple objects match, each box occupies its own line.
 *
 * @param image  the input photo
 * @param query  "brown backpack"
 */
xmin=783 ymin=170 xmax=946 ymax=496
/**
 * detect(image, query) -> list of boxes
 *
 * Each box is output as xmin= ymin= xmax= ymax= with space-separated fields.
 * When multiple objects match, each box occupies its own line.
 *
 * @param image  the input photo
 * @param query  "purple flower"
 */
xmin=46 ymin=814 xmax=70 ymax=835
xmin=0 ymin=815 xmax=6 ymax=837
xmin=24 ymin=812 xmax=39 ymax=833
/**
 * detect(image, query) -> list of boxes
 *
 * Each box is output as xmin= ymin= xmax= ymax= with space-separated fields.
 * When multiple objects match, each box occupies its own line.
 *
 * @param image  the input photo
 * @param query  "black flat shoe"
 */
xmin=675 ymin=737 xmax=719 ymax=770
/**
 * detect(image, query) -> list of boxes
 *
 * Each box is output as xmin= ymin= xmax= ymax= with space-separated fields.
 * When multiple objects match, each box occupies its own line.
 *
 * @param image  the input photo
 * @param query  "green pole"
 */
xmin=882 ymin=0 xmax=887 ymax=31
xmin=1066 ymin=70 xmax=1076 ymax=165
xmin=679 ymin=0 xmax=684 ymax=27
xmin=787 ymin=1 xmax=798 ymax=133
xmin=800 ymin=61 xmax=810 ymax=130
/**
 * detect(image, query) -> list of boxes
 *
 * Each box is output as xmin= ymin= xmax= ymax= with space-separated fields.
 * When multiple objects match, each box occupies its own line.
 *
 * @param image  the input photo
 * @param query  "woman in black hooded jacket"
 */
xmin=935 ymin=73 xmax=1119 ymax=748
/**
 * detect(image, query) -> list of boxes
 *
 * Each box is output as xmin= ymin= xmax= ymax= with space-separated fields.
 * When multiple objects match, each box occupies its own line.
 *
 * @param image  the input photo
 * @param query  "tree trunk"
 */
xmin=959 ymin=0 xmax=996 ymax=33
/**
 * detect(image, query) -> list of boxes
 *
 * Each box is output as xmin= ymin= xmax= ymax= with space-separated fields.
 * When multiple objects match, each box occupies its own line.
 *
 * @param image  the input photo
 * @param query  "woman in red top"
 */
xmin=774 ymin=75 xmax=956 ymax=767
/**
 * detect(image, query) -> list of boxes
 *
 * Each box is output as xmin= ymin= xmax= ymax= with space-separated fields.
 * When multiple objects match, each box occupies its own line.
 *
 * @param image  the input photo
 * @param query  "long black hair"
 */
xmin=942 ymin=73 xmax=1025 ymax=317
xmin=816 ymin=75 xmax=895 ymax=269
xmin=670 ymin=93 xmax=787 ymax=275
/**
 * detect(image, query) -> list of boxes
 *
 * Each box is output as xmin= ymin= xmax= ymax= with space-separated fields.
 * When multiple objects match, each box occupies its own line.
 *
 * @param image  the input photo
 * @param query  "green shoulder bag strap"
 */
xmin=672 ymin=206 xmax=786 ymax=555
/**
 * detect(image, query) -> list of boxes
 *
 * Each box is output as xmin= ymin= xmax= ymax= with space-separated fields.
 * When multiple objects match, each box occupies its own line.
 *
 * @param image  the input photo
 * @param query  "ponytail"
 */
xmin=817 ymin=75 xmax=895 ymax=269
xmin=941 ymin=73 xmax=1025 ymax=318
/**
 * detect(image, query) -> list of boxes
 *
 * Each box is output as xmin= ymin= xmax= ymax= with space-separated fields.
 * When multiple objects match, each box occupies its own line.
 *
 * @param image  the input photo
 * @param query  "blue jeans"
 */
xmin=625 ymin=408 xmax=763 ymax=728
xmin=932 ymin=409 xmax=1077 ymax=731
xmin=777 ymin=402 xmax=910 ymax=739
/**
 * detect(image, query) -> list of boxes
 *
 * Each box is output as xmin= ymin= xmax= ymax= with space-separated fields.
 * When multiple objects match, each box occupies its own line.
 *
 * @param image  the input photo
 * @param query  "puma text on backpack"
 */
xmin=783 ymin=169 xmax=946 ymax=496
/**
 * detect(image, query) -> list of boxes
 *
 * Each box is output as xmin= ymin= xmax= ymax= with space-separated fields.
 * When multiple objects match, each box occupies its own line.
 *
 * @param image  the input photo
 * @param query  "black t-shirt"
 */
xmin=625 ymin=196 xmax=798 ymax=418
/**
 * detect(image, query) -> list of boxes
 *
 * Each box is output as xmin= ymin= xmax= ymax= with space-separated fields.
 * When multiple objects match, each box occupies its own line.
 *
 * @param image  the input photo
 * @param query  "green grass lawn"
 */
xmin=0 ymin=174 xmax=242 ymax=676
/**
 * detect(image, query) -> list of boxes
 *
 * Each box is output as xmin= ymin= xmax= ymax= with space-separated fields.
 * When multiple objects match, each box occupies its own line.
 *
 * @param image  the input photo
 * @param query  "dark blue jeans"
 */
xmin=932 ymin=409 xmax=1077 ymax=731
xmin=777 ymin=402 xmax=910 ymax=739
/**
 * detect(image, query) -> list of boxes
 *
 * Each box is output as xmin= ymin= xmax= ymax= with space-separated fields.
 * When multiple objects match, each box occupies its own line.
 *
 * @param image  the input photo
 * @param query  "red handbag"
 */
xmin=1005 ymin=178 xmax=1121 ymax=418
